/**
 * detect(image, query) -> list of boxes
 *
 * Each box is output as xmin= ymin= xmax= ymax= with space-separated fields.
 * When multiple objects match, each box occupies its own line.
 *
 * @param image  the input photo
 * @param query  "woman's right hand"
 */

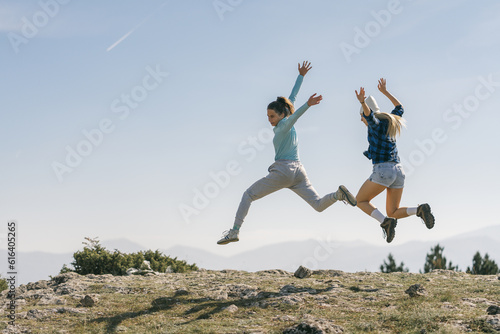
xmin=355 ymin=87 xmax=366 ymax=103
xmin=307 ymin=93 xmax=322 ymax=106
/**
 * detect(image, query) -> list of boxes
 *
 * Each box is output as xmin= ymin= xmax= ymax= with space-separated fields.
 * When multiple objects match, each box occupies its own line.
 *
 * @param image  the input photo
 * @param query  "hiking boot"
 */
xmin=217 ymin=229 xmax=239 ymax=245
xmin=417 ymin=203 xmax=435 ymax=229
xmin=380 ymin=217 xmax=397 ymax=243
xmin=335 ymin=185 xmax=357 ymax=206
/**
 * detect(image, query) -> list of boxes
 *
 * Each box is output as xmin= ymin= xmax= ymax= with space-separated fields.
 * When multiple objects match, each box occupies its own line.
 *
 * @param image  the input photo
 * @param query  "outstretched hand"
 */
xmin=377 ymin=78 xmax=387 ymax=94
xmin=355 ymin=87 xmax=366 ymax=103
xmin=298 ymin=61 xmax=312 ymax=76
xmin=307 ymin=93 xmax=322 ymax=106
xmin=377 ymin=77 xmax=401 ymax=106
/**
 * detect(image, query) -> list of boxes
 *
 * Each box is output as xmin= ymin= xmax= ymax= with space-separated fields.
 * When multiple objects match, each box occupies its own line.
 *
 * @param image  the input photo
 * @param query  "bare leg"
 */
xmin=356 ymin=180 xmax=386 ymax=216
xmin=386 ymin=187 xmax=409 ymax=219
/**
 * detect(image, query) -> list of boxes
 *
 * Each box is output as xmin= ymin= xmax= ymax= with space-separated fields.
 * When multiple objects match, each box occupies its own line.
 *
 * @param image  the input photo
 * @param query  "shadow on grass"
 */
xmin=90 ymin=285 xmax=335 ymax=333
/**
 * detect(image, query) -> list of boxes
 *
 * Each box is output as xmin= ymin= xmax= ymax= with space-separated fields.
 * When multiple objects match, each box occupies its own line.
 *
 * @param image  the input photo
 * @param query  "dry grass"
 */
xmin=2 ymin=269 xmax=499 ymax=333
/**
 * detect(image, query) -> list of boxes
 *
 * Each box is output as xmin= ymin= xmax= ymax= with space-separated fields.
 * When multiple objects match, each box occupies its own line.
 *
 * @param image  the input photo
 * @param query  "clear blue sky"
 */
xmin=1 ymin=0 xmax=499 ymax=258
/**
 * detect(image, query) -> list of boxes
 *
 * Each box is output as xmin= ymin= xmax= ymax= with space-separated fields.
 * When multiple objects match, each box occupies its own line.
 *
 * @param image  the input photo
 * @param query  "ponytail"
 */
xmin=374 ymin=112 xmax=406 ymax=139
xmin=268 ymin=96 xmax=295 ymax=117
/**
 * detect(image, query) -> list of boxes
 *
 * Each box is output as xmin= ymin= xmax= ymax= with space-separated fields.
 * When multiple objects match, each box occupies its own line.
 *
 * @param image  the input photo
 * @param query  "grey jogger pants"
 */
xmin=234 ymin=160 xmax=337 ymax=228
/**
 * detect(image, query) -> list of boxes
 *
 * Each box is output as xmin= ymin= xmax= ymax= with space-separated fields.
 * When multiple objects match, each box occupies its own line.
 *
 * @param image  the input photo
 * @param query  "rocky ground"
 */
xmin=0 ymin=268 xmax=499 ymax=333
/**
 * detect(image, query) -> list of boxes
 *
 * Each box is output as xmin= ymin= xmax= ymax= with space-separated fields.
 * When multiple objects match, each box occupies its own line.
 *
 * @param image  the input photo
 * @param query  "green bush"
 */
xmin=61 ymin=237 xmax=198 ymax=275
xmin=0 ymin=276 xmax=7 ymax=293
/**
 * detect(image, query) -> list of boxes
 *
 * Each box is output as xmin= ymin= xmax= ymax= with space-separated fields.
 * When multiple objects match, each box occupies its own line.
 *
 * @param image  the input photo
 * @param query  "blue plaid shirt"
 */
xmin=363 ymin=105 xmax=404 ymax=164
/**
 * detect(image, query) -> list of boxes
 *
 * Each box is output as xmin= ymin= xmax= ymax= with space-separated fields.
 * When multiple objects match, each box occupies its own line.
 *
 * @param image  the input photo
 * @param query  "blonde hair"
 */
xmin=374 ymin=112 xmax=406 ymax=139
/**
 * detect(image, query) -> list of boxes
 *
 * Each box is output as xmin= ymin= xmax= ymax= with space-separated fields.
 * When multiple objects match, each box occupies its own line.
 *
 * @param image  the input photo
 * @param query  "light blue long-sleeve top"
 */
xmin=273 ymin=75 xmax=310 ymax=161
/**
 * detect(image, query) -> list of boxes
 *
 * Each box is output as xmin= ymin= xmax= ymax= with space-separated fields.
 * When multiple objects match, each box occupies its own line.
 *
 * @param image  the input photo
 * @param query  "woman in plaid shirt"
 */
xmin=355 ymin=79 xmax=435 ymax=243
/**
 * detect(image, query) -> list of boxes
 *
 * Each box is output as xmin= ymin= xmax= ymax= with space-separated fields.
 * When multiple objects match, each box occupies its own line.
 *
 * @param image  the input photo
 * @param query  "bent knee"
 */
xmin=244 ymin=190 xmax=259 ymax=202
xmin=356 ymin=194 xmax=368 ymax=204
xmin=386 ymin=208 xmax=398 ymax=217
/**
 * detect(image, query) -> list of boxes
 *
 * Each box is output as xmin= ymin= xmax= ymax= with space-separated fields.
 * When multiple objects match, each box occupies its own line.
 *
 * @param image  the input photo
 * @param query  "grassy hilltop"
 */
xmin=1 ymin=269 xmax=499 ymax=333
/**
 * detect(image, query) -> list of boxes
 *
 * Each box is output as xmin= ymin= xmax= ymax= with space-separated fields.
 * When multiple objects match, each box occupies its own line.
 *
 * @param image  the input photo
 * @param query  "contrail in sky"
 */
xmin=107 ymin=1 xmax=170 ymax=52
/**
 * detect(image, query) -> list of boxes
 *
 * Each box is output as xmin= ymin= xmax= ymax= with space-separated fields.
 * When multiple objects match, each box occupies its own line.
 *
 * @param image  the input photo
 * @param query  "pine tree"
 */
xmin=380 ymin=253 xmax=409 ymax=273
xmin=422 ymin=244 xmax=459 ymax=273
xmin=466 ymin=251 xmax=499 ymax=275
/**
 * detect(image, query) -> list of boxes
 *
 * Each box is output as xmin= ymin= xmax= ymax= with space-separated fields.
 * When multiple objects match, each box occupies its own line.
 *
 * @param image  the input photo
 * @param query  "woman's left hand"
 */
xmin=298 ymin=61 xmax=312 ymax=76
xmin=377 ymin=78 xmax=388 ymax=94
xmin=307 ymin=93 xmax=322 ymax=106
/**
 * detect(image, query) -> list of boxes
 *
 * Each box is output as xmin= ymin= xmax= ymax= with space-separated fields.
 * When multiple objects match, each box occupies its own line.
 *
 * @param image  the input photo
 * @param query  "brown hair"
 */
xmin=267 ymin=96 xmax=295 ymax=117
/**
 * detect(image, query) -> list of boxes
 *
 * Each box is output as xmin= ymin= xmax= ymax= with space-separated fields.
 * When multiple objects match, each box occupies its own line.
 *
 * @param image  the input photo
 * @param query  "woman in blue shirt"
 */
xmin=355 ymin=78 xmax=435 ymax=243
xmin=217 ymin=62 xmax=357 ymax=245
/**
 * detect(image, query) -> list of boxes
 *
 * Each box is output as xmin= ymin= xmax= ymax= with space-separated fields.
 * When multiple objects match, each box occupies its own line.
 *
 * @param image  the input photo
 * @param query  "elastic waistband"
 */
xmin=275 ymin=159 xmax=301 ymax=164
xmin=374 ymin=161 xmax=400 ymax=166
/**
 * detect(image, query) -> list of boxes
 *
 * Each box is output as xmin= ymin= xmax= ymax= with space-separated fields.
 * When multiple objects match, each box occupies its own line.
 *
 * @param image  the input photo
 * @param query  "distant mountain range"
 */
xmin=2 ymin=225 xmax=499 ymax=285
xmin=167 ymin=225 xmax=500 ymax=274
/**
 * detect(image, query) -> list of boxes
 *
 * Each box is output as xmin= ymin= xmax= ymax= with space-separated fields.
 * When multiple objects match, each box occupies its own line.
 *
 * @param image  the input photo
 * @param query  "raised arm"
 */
xmin=280 ymin=94 xmax=322 ymax=133
xmin=378 ymin=78 xmax=402 ymax=107
xmin=356 ymin=88 xmax=382 ymax=130
xmin=356 ymin=87 xmax=371 ymax=117
xmin=289 ymin=61 xmax=312 ymax=104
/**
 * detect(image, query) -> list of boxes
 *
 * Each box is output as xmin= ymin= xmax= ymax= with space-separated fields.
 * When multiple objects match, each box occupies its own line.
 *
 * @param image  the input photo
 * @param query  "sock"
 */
xmin=407 ymin=207 xmax=417 ymax=216
xmin=370 ymin=209 xmax=386 ymax=224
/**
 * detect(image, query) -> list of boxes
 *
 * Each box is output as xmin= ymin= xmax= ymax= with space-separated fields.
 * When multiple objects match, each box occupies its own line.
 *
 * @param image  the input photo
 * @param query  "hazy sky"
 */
xmin=1 ymin=0 xmax=499 ymax=260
